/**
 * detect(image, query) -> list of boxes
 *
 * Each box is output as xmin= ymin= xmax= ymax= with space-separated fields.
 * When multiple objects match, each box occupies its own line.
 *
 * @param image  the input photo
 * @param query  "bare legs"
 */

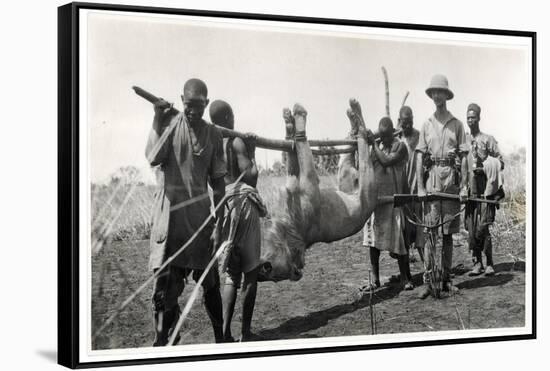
xmin=222 ymin=267 xmax=260 ymax=342
xmin=221 ymin=282 xmax=237 ymax=342
xmin=397 ymin=254 xmax=413 ymax=289
xmin=368 ymin=247 xmax=381 ymax=289
xmin=368 ymin=248 xmax=413 ymax=291
xmin=203 ymin=285 xmax=224 ymax=343
xmin=240 ymin=268 xmax=259 ymax=340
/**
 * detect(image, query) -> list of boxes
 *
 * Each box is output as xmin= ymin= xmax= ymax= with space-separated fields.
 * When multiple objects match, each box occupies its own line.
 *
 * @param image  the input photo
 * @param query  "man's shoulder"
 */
xmin=230 ymin=136 xmax=248 ymax=155
xmin=420 ymin=118 xmax=433 ymax=132
xmin=204 ymin=120 xmax=223 ymax=138
xmin=423 ymin=116 xmax=434 ymax=126
xmin=480 ymin=131 xmax=498 ymax=142
xmin=403 ymin=128 xmax=420 ymax=137
xmin=447 ymin=112 xmax=464 ymax=127
xmin=471 ymin=132 xmax=498 ymax=146
xmin=407 ymin=128 xmax=420 ymax=141
xmin=392 ymin=138 xmax=408 ymax=154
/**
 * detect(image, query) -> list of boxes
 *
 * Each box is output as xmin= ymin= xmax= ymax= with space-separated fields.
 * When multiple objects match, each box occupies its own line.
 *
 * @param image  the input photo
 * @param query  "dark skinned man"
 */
xmin=209 ymin=100 xmax=267 ymax=342
xmin=464 ymin=103 xmax=504 ymax=277
xmin=367 ymin=117 xmax=413 ymax=291
xmin=398 ymin=106 xmax=425 ymax=263
xmin=146 ymin=78 xmax=226 ymax=345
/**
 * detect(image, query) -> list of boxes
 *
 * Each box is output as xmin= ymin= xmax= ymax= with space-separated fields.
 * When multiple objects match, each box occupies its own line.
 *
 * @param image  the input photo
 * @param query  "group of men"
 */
xmin=364 ymin=74 xmax=504 ymax=299
xmin=146 ymin=78 xmax=265 ymax=345
xmin=143 ymin=74 xmax=505 ymax=347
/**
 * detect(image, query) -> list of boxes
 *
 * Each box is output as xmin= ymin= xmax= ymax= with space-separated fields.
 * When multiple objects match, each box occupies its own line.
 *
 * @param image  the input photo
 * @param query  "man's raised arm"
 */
xmin=145 ymin=100 xmax=175 ymax=166
xmin=373 ymin=142 xmax=408 ymax=167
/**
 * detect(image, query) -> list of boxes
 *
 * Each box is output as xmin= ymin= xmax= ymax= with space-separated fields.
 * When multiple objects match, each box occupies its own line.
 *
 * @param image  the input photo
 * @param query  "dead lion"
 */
xmin=258 ymin=99 xmax=377 ymax=282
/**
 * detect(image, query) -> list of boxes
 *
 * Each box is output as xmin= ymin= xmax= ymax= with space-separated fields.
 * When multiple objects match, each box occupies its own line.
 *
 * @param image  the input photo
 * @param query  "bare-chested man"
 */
xmin=209 ymin=100 xmax=267 ymax=342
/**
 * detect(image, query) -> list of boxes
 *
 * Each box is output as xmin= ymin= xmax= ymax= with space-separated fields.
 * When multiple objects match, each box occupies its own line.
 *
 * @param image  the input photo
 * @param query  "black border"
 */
xmin=58 ymin=2 xmax=537 ymax=369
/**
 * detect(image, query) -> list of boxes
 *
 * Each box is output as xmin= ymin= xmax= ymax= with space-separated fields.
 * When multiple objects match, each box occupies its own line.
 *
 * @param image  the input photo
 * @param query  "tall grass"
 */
xmin=91 ymin=183 xmax=155 ymax=244
xmin=91 ymin=150 xmax=526 ymax=246
xmin=500 ymin=151 xmax=526 ymax=225
xmin=489 ymin=150 xmax=527 ymax=258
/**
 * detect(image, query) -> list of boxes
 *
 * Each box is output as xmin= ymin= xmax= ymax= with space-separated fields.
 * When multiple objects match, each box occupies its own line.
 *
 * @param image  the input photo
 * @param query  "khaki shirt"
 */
xmin=146 ymin=113 xmax=226 ymax=270
xmin=416 ymin=112 xmax=468 ymax=193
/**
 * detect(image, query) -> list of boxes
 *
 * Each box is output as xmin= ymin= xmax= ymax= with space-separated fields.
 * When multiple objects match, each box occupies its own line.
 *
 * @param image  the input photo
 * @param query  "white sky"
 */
xmin=85 ymin=11 xmax=532 ymax=184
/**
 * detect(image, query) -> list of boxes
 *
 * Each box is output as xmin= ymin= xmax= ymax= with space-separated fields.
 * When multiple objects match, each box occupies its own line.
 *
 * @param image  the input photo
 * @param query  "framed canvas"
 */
xmin=58 ymin=2 xmax=536 ymax=368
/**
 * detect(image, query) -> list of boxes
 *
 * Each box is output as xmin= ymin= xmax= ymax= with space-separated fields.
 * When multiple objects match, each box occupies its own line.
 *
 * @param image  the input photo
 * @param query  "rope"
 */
xmin=403 ymin=202 xmax=465 ymax=230
xmin=92 ymin=170 xmax=247 ymax=341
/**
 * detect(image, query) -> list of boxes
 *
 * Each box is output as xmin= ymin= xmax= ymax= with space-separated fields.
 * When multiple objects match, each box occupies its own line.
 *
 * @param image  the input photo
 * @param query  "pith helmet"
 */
xmin=425 ymin=74 xmax=454 ymax=100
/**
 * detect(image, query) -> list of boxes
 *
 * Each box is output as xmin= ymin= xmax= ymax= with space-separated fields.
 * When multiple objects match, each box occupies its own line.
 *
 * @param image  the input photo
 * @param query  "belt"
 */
xmin=431 ymin=157 xmax=454 ymax=166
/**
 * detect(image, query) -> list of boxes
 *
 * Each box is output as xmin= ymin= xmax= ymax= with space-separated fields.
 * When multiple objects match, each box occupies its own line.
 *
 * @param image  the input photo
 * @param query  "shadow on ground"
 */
xmin=495 ymin=261 xmax=525 ymax=272
xmin=456 ymin=273 xmax=514 ymax=290
xmin=257 ymin=281 xmax=405 ymax=340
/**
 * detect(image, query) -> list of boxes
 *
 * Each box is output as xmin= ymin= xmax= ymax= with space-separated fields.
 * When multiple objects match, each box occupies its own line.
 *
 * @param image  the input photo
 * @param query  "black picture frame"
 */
xmin=58 ymin=2 xmax=536 ymax=368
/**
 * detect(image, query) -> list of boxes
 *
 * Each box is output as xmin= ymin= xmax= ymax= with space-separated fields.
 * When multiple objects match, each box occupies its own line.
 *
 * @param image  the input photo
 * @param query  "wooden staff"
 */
xmin=382 ymin=66 xmax=390 ymax=117
xmin=401 ymin=91 xmax=410 ymax=108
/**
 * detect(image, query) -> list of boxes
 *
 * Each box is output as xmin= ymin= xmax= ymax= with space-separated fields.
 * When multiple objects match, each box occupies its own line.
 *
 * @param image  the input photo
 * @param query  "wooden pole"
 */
xmin=401 ymin=91 xmax=410 ymax=108
xmin=312 ymin=146 xmax=355 ymax=155
xmin=382 ymin=66 xmax=390 ymax=117
xmin=217 ymin=126 xmax=356 ymax=151
xmin=132 ymin=85 xmax=400 ymax=154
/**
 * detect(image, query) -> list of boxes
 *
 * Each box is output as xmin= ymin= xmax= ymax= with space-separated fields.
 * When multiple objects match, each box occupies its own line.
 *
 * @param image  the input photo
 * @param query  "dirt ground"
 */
xmin=91 ymin=225 xmax=526 ymax=349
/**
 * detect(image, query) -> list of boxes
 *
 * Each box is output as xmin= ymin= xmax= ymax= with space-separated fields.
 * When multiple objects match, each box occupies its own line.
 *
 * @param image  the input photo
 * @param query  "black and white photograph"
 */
xmin=57 ymin=2 xmax=535 ymax=368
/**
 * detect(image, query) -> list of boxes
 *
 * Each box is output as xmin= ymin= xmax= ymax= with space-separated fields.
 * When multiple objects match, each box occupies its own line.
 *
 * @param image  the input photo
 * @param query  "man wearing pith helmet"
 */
xmin=145 ymin=78 xmax=226 ymax=345
xmin=415 ymin=74 xmax=469 ymax=299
